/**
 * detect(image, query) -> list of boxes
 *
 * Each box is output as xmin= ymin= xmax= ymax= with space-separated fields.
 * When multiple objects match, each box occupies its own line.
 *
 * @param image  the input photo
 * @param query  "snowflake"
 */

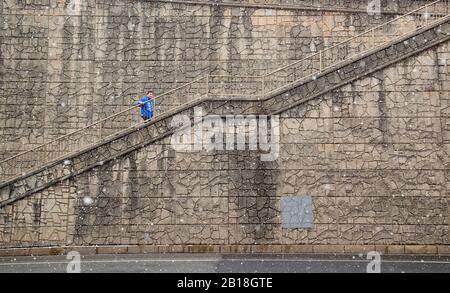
xmin=82 ymin=196 xmax=94 ymax=206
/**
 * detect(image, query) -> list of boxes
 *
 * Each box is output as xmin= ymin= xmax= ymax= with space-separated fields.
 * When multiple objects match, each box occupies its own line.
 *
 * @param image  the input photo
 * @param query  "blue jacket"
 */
xmin=137 ymin=96 xmax=154 ymax=119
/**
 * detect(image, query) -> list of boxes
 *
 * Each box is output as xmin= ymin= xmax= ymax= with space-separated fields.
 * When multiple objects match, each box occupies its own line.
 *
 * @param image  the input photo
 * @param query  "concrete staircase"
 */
xmin=1 ymin=6 xmax=449 ymax=208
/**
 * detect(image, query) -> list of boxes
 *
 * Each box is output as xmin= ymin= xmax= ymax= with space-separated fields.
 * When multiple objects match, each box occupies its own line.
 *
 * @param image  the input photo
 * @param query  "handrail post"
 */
xmin=98 ymin=121 xmax=102 ymax=140
xmin=372 ymin=28 xmax=375 ymax=47
xmin=206 ymin=75 xmax=209 ymax=97
xmin=40 ymin=145 xmax=45 ymax=171
xmin=42 ymin=144 xmax=46 ymax=164
xmin=261 ymin=75 xmax=265 ymax=96
xmin=319 ymin=50 xmax=323 ymax=72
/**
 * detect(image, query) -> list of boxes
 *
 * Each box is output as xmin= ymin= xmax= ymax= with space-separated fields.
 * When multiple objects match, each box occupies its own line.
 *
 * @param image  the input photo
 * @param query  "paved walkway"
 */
xmin=0 ymin=254 xmax=449 ymax=273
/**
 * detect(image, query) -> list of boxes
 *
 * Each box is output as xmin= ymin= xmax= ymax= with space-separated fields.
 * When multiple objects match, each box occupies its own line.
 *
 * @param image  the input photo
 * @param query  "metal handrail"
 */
xmin=0 ymin=0 xmax=448 ymax=182
xmin=261 ymin=0 xmax=448 ymax=95
xmin=264 ymin=0 xmax=443 ymax=78
xmin=0 ymin=76 xmax=207 ymax=165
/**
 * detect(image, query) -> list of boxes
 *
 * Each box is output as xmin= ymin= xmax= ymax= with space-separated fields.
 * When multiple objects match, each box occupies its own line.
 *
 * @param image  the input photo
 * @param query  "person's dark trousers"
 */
xmin=143 ymin=112 xmax=154 ymax=121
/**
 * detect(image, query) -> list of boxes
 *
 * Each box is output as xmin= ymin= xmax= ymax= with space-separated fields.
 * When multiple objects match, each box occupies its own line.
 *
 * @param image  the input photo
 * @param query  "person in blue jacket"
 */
xmin=137 ymin=90 xmax=155 ymax=121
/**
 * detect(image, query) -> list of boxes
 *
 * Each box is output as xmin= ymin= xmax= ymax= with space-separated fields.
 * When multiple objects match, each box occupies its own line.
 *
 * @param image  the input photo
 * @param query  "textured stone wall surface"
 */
xmin=0 ymin=39 xmax=448 ymax=247
xmin=0 ymin=0 xmax=443 ymax=160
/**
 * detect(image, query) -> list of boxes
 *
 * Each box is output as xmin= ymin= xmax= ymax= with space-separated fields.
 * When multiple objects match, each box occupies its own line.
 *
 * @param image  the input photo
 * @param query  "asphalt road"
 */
xmin=0 ymin=253 xmax=448 ymax=273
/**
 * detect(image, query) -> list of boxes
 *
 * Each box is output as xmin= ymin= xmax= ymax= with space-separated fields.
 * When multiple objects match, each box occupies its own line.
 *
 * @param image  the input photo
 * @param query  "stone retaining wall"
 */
xmin=1 ymin=40 xmax=448 ymax=249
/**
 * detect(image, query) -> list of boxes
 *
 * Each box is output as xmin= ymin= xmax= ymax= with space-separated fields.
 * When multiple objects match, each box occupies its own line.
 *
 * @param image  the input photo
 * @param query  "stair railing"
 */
xmin=262 ymin=0 xmax=448 ymax=95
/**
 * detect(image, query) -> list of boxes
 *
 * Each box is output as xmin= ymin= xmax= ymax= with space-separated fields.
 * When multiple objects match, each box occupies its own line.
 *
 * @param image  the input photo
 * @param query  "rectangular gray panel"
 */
xmin=281 ymin=196 xmax=314 ymax=229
